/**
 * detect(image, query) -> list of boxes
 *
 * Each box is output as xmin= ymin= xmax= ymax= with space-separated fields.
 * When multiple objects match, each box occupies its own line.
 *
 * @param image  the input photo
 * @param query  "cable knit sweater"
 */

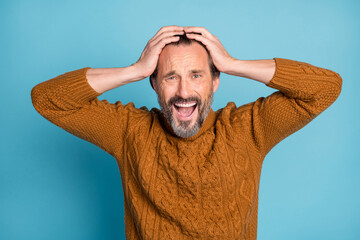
xmin=31 ymin=58 xmax=342 ymax=240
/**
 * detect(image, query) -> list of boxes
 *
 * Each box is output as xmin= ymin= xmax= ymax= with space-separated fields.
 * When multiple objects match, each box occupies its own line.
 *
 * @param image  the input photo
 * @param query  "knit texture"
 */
xmin=31 ymin=58 xmax=342 ymax=239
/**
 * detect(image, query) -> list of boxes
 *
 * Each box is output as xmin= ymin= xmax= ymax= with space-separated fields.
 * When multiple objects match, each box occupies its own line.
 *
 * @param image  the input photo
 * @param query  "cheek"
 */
xmin=197 ymin=82 xmax=213 ymax=97
xmin=160 ymin=85 xmax=177 ymax=99
xmin=158 ymin=89 xmax=173 ymax=105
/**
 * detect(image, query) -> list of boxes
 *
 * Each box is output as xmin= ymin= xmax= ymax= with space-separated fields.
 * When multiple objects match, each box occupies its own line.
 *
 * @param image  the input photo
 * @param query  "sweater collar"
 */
xmin=156 ymin=108 xmax=217 ymax=141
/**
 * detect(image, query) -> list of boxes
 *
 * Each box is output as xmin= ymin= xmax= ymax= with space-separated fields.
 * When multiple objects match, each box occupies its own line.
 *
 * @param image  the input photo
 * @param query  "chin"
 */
xmin=171 ymin=115 xmax=200 ymax=138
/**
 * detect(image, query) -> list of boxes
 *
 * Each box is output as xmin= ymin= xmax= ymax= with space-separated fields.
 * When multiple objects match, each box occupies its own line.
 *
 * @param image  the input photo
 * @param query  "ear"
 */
xmin=150 ymin=77 xmax=158 ymax=94
xmin=212 ymin=76 xmax=220 ymax=93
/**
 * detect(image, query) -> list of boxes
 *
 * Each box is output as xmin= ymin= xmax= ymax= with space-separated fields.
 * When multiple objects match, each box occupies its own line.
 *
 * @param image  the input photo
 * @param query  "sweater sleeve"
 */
xmin=31 ymin=67 xmax=138 ymax=157
xmin=249 ymin=58 xmax=342 ymax=156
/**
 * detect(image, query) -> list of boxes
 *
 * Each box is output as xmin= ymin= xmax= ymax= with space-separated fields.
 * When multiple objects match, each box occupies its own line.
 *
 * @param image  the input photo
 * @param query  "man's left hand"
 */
xmin=184 ymin=26 xmax=236 ymax=74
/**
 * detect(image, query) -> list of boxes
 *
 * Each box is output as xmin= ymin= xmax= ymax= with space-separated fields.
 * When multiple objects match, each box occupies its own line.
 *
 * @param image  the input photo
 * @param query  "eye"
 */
xmin=168 ymin=76 xmax=176 ymax=80
xmin=193 ymin=74 xmax=201 ymax=79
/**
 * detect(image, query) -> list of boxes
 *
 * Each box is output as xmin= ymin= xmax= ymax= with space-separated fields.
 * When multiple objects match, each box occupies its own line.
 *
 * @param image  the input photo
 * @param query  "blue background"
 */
xmin=1 ymin=0 xmax=359 ymax=239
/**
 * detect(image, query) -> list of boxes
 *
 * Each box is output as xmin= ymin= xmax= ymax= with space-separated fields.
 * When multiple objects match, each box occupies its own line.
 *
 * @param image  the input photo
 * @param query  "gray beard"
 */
xmin=158 ymin=92 xmax=213 ymax=138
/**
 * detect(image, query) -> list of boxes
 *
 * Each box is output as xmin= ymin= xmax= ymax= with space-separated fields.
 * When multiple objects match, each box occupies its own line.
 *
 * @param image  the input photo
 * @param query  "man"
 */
xmin=31 ymin=25 xmax=342 ymax=239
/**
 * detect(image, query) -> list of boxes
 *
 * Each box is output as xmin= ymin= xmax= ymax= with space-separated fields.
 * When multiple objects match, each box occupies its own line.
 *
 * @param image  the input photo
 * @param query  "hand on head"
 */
xmin=133 ymin=26 xmax=184 ymax=79
xmin=133 ymin=25 xmax=235 ymax=80
xmin=183 ymin=26 xmax=235 ymax=73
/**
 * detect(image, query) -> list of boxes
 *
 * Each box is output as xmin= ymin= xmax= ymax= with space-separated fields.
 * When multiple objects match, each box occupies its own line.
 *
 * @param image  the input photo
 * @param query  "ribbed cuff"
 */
xmin=266 ymin=58 xmax=307 ymax=90
xmin=60 ymin=67 xmax=102 ymax=105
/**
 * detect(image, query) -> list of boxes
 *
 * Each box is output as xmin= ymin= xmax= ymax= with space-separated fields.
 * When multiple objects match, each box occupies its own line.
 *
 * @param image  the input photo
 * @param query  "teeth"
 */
xmin=174 ymin=102 xmax=196 ymax=107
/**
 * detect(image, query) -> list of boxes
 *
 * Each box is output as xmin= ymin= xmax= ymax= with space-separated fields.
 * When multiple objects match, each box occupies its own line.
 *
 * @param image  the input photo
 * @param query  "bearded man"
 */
xmin=31 ymin=25 xmax=342 ymax=239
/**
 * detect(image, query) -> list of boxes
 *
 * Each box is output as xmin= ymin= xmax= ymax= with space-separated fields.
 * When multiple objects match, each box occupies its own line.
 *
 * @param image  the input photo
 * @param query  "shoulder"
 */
xmin=104 ymin=100 xmax=156 ymax=131
xmin=110 ymin=100 xmax=153 ymax=118
xmin=216 ymin=101 xmax=255 ymax=126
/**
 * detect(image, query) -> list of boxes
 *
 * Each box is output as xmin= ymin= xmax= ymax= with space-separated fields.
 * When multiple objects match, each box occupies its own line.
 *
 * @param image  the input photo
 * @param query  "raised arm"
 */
xmin=247 ymin=58 xmax=342 ymax=155
xmin=31 ymin=26 xmax=185 ymax=156
xmin=184 ymin=26 xmax=276 ymax=84
xmin=86 ymin=26 xmax=185 ymax=94
xmin=184 ymin=26 xmax=342 ymax=156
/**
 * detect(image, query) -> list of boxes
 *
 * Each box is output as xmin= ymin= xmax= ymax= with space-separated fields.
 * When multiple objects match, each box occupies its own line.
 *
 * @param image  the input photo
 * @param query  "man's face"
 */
xmin=154 ymin=42 xmax=219 ymax=138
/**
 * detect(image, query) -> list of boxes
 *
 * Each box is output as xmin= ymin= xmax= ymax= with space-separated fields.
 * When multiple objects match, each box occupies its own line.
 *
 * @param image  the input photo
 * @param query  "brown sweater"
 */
xmin=31 ymin=58 xmax=342 ymax=239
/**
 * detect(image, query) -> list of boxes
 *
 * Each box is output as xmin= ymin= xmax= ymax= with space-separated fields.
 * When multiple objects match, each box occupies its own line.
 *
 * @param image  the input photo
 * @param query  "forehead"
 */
xmin=157 ymin=42 xmax=210 ymax=75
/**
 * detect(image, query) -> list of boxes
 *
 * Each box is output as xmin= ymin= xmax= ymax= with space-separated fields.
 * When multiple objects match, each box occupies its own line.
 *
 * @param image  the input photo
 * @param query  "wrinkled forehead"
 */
xmin=157 ymin=42 xmax=210 ymax=76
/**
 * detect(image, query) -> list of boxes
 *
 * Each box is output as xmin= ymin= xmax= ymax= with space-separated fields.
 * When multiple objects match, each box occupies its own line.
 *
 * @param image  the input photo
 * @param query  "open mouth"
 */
xmin=173 ymin=101 xmax=197 ymax=120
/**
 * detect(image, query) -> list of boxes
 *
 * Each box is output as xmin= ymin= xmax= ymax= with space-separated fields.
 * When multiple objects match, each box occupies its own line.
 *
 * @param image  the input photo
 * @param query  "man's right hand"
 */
xmin=132 ymin=25 xmax=184 ymax=79
xmin=86 ymin=26 xmax=183 ymax=94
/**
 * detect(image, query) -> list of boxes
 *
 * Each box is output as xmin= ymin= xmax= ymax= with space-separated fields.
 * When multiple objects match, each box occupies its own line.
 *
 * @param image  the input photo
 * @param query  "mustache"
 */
xmin=167 ymin=96 xmax=201 ymax=106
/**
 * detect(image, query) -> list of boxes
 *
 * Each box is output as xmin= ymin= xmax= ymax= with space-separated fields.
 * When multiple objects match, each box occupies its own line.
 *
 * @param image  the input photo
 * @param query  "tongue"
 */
xmin=177 ymin=106 xmax=195 ymax=117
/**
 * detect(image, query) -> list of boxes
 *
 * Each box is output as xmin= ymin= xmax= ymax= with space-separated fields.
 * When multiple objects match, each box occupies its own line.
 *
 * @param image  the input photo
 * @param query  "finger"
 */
xmin=139 ymin=35 xmax=180 ymax=60
xmin=152 ymin=25 xmax=184 ymax=40
xmin=151 ymin=30 xmax=184 ymax=46
xmin=185 ymin=33 xmax=213 ymax=49
xmin=183 ymin=26 xmax=215 ymax=40
xmin=152 ymin=35 xmax=181 ymax=54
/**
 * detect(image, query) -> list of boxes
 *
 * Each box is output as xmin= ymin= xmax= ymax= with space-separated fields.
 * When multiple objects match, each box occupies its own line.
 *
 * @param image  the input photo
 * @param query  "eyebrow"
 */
xmin=163 ymin=70 xmax=176 ymax=79
xmin=162 ymin=69 xmax=205 ymax=79
xmin=190 ymin=69 xmax=205 ymax=74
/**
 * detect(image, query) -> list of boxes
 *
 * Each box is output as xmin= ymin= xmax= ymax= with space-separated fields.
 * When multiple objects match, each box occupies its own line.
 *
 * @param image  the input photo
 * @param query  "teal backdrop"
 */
xmin=1 ymin=0 xmax=359 ymax=239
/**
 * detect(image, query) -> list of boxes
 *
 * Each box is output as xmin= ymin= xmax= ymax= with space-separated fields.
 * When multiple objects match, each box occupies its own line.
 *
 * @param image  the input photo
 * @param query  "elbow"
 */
xmin=31 ymin=84 xmax=40 ymax=110
xmin=328 ymin=72 xmax=343 ymax=102
xmin=303 ymin=72 xmax=343 ymax=116
xmin=334 ymin=72 xmax=343 ymax=96
xmin=311 ymin=72 xmax=343 ymax=115
xmin=31 ymin=83 xmax=47 ymax=114
xmin=318 ymin=69 xmax=343 ymax=101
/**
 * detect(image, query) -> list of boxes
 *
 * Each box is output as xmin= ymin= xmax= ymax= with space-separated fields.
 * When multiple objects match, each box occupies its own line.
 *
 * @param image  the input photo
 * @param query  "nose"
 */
xmin=176 ymin=78 xmax=191 ymax=99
